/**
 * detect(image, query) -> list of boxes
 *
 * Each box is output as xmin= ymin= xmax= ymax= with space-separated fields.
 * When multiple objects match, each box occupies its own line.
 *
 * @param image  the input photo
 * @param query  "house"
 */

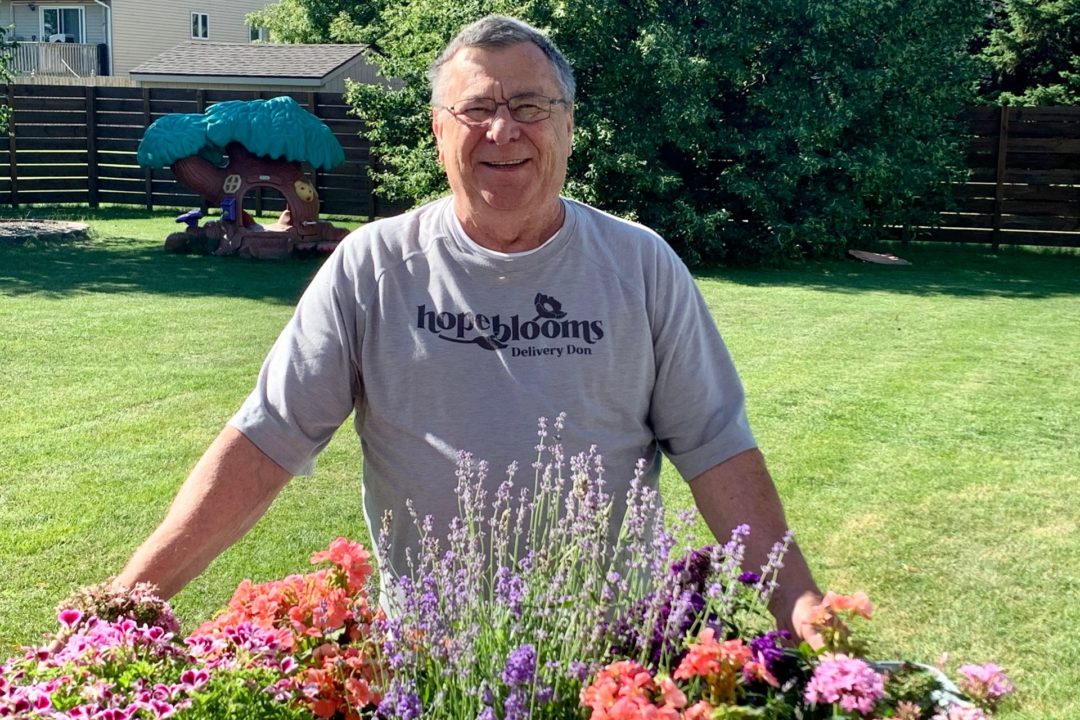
xmin=0 ymin=0 xmax=276 ymax=84
xmin=129 ymin=42 xmax=385 ymax=93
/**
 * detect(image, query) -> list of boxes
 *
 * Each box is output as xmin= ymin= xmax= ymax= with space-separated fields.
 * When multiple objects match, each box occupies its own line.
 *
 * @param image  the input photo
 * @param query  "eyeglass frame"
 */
xmin=440 ymin=94 xmax=571 ymax=126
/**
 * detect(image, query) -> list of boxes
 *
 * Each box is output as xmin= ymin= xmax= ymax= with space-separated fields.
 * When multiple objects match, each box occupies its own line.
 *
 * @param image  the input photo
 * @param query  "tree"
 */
xmin=0 ymin=26 xmax=14 ymax=133
xmin=246 ymin=0 xmax=380 ymax=44
xmin=346 ymin=0 xmax=985 ymax=264
xmin=977 ymin=0 xmax=1080 ymax=104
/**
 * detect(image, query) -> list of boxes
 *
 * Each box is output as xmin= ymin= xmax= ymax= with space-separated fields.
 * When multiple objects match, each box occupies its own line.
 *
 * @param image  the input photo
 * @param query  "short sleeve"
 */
xmin=229 ymin=244 xmax=363 ymax=476
xmin=646 ymin=246 xmax=757 ymax=481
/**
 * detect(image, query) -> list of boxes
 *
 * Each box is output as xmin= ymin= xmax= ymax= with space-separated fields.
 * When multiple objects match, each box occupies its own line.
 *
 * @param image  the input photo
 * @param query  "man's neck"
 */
xmin=455 ymin=199 xmax=565 ymax=253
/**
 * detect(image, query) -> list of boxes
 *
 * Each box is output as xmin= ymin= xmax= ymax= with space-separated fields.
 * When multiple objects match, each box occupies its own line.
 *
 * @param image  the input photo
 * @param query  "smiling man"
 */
xmin=116 ymin=15 xmax=826 ymax=646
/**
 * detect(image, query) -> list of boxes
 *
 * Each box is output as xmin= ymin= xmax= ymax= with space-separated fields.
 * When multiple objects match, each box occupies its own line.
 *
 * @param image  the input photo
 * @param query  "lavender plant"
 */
xmin=374 ymin=414 xmax=794 ymax=720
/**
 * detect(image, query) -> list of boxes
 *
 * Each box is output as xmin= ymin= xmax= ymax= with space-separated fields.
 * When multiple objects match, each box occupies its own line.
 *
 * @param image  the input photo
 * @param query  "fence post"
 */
xmin=991 ymin=106 xmax=1010 ymax=251
xmin=86 ymin=85 xmax=99 ymax=208
xmin=6 ymin=84 xmax=17 ymax=209
xmin=142 ymin=87 xmax=154 ymax=212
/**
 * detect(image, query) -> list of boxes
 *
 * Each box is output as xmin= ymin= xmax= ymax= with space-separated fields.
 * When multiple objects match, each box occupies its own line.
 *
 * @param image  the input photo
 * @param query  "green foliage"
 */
xmin=343 ymin=0 xmax=983 ymax=265
xmin=246 ymin=0 xmax=382 ymax=44
xmin=0 ymin=25 xmax=13 ymax=133
xmin=977 ymin=0 xmax=1080 ymax=105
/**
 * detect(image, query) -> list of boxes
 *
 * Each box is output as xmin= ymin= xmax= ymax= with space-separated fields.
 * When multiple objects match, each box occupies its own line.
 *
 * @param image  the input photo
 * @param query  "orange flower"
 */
xmin=821 ymin=591 xmax=874 ymax=620
xmin=683 ymin=700 xmax=715 ymax=720
xmin=657 ymin=675 xmax=687 ymax=709
xmin=673 ymin=628 xmax=752 ymax=680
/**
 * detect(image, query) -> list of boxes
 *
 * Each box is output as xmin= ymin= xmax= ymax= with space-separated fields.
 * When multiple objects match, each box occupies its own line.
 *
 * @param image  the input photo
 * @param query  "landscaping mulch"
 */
xmin=0 ymin=220 xmax=91 ymax=244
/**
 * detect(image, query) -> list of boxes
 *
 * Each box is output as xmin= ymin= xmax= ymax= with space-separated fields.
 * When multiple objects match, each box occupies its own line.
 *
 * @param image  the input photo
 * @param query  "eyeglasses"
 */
xmin=443 ymin=94 xmax=569 ymax=125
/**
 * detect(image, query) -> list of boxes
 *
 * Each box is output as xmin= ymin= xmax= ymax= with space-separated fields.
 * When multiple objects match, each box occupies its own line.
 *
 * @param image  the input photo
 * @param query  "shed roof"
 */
xmin=130 ymin=42 xmax=372 ymax=85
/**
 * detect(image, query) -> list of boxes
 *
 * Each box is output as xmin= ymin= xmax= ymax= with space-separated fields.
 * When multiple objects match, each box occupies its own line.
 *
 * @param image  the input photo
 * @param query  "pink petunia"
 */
xmin=804 ymin=654 xmax=885 ymax=716
xmin=957 ymin=663 xmax=1014 ymax=706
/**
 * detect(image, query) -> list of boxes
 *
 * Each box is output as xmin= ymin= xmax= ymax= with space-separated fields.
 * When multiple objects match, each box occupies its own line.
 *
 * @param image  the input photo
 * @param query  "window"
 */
xmin=249 ymin=24 xmax=269 ymax=42
xmin=191 ymin=12 xmax=209 ymax=40
xmin=41 ymin=7 xmax=85 ymax=43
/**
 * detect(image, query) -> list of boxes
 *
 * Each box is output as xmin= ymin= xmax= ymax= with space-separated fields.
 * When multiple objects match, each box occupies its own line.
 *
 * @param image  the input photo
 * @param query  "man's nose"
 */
xmin=486 ymin=105 xmax=521 ymax=145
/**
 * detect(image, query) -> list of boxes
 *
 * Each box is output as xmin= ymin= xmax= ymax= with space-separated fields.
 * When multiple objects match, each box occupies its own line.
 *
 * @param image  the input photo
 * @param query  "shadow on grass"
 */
xmin=0 ymin=237 xmax=323 ymax=303
xmin=697 ymin=242 xmax=1080 ymax=299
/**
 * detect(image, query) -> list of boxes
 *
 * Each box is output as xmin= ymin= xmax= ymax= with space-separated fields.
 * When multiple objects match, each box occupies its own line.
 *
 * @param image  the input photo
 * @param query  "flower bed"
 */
xmin=1 ymin=418 xmax=1015 ymax=719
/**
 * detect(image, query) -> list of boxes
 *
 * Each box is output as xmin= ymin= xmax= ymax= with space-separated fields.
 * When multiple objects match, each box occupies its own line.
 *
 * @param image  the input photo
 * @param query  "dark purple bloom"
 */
xmin=749 ymin=630 xmax=789 ymax=670
xmin=668 ymin=546 xmax=716 ymax=591
xmin=738 ymin=571 xmax=761 ymax=585
xmin=501 ymin=644 xmax=537 ymax=687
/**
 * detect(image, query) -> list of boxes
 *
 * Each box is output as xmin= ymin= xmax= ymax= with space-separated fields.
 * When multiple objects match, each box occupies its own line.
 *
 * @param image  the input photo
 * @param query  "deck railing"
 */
xmin=8 ymin=42 xmax=100 ymax=78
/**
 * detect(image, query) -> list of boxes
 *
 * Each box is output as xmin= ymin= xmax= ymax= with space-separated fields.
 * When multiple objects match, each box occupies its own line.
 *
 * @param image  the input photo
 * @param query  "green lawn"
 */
xmin=1 ymin=209 xmax=1077 ymax=719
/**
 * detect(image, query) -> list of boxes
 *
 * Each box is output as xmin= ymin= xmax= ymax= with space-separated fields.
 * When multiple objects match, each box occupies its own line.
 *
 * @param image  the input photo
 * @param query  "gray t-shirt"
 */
xmin=230 ymin=196 xmax=756 ymax=575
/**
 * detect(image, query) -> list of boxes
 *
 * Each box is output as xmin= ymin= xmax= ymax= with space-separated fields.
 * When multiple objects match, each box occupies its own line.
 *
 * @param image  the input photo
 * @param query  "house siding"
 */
xmin=111 ymin=0 xmax=273 ymax=77
xmin=2 ymin=1 xmax=107 ymax=44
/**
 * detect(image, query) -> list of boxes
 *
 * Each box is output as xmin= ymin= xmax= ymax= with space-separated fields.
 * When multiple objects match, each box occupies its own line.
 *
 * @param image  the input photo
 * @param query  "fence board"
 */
xmin=11 ymin=123 xmax=88 ymax=140
xmin=3 ymin=84 xmax=1074 ymax=241
xmin=8 ymin=84 xmax=86 ymax=98
xmin=922 ymin=227 xmax=1080 ymax=246
xmin=15 ymin=164 xmax=92 ymax=178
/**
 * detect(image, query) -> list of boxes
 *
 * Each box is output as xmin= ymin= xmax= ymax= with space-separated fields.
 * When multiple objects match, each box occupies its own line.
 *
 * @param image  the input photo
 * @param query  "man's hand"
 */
xmin=688 ymin=448 xmax=825 ymax=648
xmin=774 ymin=588 xmax=828 ymax=650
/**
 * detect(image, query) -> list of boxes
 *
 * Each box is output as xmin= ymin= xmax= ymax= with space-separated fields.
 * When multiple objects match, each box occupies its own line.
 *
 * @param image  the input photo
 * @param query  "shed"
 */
xmin=129 ymin=42 xmax=386 ymax=92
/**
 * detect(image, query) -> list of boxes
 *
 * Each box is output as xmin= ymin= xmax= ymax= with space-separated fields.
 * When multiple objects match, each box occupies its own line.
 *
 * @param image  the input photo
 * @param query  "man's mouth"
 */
xmin=481 ymin=159 xmax=529 ymax=168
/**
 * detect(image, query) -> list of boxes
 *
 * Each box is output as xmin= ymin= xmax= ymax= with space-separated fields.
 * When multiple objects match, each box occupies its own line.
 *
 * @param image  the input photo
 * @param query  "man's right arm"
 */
xmin=115 ymin=426 xmax=293 ymax=599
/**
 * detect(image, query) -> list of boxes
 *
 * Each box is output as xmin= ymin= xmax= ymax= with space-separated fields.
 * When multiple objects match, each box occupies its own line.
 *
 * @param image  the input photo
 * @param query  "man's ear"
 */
xmin=566 ymin=109 xmax=575 ymax=157
xmin=431 ymin=108 xmax=445 ymax=163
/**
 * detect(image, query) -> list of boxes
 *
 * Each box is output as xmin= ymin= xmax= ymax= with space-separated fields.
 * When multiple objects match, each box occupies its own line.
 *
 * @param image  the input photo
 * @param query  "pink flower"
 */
xmin=932 ymin=704 xmax=990 ymax=720
xmin=804 ymin=654 xmax=885 ymax=716
xmin=958 ymin=663 xmax=1014 ymax=706
xmin=58 ymin=609 xmax=83 ymax=628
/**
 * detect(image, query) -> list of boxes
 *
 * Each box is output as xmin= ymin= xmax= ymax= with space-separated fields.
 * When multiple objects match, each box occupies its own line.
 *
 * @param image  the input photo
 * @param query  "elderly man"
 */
xmin=117 ymin=15 xmax=825 ymax=644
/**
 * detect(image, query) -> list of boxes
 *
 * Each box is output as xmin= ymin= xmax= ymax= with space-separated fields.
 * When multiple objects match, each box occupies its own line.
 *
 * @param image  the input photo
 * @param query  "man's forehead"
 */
xmin=442 ymin=43 xmax=559 ymax=93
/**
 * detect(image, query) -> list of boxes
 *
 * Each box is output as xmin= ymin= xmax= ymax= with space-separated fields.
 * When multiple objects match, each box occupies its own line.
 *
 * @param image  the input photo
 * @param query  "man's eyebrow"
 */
xmin=455 ymin=89 xmax=549 ymax=101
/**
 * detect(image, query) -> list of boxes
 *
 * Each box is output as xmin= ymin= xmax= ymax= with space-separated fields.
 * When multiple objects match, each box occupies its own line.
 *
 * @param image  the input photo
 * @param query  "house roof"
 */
xmin=130 ymin=42 xmax=372 ymax=86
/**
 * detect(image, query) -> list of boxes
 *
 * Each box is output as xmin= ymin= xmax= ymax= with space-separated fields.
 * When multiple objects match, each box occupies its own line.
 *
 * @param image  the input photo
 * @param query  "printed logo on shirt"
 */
xmin=416 ymin=293 xmax=604 ymax=356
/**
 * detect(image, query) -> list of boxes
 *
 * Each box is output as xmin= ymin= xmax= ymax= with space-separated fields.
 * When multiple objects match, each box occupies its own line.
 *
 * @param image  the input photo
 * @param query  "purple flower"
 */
xmin=377 ymin=686 xmax=422 ymax=720
xmin=749 ymin=630 xmax=790 ymax=673
xmin=738 ymin=571 xmax=761 ymax=585
xmin=504 ymin=690 xmax=528 ymax=720
xmin=501 ymin=644 xmax=537 ymax=687
xmin=805 ymin=655 xmax=885 ymax=716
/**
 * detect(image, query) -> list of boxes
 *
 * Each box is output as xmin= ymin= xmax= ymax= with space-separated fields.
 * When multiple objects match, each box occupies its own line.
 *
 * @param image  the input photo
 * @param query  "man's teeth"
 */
xmin=486 ymin=159 xmax=526 ymax=166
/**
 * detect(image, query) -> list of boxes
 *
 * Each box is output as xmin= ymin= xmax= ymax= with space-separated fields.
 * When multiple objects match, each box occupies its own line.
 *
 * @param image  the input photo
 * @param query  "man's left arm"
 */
xmin=689 ymin=447 xmax=824 ymax=646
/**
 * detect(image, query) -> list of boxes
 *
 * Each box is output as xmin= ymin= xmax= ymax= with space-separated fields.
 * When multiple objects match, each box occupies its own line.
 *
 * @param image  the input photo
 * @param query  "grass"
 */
xmin=1 ymin=207 xmax=1078 ymax=719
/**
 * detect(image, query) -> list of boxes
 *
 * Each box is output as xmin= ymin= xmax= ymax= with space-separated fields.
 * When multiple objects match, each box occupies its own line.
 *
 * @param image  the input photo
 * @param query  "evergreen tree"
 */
xmin=978 ymin=0 xmax=1080 ymax=104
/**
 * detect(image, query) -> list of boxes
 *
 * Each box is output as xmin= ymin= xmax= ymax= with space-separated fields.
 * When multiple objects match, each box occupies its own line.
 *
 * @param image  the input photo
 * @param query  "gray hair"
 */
xmin=428 ymin=15 xmax=576 ymax=105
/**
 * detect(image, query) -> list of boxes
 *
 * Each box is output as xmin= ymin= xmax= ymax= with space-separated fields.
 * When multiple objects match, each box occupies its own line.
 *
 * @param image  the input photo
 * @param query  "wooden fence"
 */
xmin=926 ymin=106 xmax=1080 ymax=247
xmin=2 ymin=85 xmax=1078 ymax=247
xmin=0 ymin=83 xmax=405 ymax=219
